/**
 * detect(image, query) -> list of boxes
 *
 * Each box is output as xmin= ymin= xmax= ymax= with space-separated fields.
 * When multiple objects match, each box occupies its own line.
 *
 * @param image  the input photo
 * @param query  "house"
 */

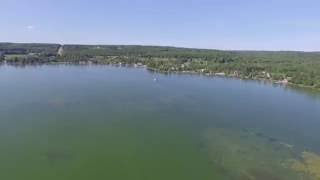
xmin=134 ymin=63 xmax=144 ymax=68
xmin=266 ymin=73 xmax=271 ymax=78
xmin=215 ymin=72 xmax=226 ymax=76
xmin=280 ymin=79 xmax=289 ymax=84
xmin=275 ymin=78 xmax=289 ymax=84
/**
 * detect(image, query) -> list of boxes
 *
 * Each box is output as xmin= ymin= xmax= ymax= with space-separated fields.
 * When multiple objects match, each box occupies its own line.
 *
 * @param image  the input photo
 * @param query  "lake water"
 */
xmin=0 ymin=64 xmax=319 ymax=180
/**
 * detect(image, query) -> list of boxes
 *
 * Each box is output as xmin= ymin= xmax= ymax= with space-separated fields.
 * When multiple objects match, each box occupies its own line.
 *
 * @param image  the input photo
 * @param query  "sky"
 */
xmin=1 ymin=0 xmax=320 ymax=51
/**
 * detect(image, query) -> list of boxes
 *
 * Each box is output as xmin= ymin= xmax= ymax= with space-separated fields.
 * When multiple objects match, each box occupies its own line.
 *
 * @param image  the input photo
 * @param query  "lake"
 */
xmin=0 ymin=64 xmax=319 ymax=180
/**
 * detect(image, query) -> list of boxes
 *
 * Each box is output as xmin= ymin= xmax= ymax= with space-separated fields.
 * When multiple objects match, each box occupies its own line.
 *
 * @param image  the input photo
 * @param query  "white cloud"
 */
xmin=26 ymin=25 xmax=35 ymax=30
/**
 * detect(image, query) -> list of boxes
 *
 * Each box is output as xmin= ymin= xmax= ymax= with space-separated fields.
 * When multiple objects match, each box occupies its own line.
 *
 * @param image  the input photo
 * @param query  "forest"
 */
xmin=1 ymin=43 xmax=320 ymax=89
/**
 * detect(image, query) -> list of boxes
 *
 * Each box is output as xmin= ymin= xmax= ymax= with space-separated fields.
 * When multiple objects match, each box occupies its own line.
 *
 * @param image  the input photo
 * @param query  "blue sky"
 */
xmin=1 ymin=0 xmax=319 ymax=51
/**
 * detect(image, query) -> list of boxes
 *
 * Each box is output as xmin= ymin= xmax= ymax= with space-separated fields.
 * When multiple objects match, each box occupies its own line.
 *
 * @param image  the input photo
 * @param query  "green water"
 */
xmin=0 ymin=65 xmax=320 ymax=179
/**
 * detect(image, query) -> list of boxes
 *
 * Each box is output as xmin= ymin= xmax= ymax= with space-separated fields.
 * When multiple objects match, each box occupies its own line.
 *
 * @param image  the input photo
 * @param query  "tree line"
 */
xmin=1 ymin=43 xmax=319 ymax=89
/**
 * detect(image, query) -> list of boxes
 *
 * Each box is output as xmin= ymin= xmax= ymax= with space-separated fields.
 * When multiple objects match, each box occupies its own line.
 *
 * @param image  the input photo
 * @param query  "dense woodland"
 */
xmin=1 ymin=43 xmax=320 ymax=89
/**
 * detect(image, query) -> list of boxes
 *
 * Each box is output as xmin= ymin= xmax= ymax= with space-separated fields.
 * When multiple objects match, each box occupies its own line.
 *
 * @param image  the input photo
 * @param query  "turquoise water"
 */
xmin=0 ymin=65 xmax=319 ymax=179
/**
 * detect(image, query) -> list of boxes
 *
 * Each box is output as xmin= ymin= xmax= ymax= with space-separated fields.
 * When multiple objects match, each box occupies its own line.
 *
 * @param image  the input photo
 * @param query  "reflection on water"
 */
xmin=0 ymin=65 xmax=319 ymax=180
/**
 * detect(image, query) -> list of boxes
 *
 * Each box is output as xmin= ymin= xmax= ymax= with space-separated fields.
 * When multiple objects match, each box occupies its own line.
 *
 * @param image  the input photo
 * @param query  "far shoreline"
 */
xmin=1 ymin=61 xmax=319 ymax=92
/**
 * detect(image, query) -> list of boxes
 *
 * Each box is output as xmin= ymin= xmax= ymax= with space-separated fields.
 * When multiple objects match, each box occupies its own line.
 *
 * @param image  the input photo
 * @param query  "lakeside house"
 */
xmin=215 ymin=72 xmax=226 ymax=76
xmin=134 ymin=63 xmax=145 ymax=68
xmin=275 ymin=79 xmax=289 ymax=84
xmin=57 ymin=45 xmax=64 ymax=56
xmin=262 ymin=71 xmax=271 ymax=78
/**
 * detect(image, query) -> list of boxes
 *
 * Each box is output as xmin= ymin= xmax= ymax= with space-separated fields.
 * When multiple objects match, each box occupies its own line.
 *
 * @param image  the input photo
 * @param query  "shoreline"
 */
xmin=1 ymin=61 xmax=319 ymax=91
xmin=146 ymin=66 xmax=320 ymax=91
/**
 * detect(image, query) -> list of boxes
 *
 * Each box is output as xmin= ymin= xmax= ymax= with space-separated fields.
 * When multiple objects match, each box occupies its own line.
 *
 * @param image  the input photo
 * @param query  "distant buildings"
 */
xmin=262 ymin=71 xmax=271 ymax=78
xmin=134 ymin=63 xmax=145 ymax=68
xmin=215 ymin=72 xmax=226 ymax=76
xmin=275 ymin=79 xmax=289 ymax=85
xmin=57 ymin=46 xmax=64 ymax=56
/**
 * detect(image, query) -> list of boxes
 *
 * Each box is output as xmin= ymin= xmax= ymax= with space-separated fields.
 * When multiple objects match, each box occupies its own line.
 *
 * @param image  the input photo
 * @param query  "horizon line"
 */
xmin=1 ymin=41 xmax=319 ymax=53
